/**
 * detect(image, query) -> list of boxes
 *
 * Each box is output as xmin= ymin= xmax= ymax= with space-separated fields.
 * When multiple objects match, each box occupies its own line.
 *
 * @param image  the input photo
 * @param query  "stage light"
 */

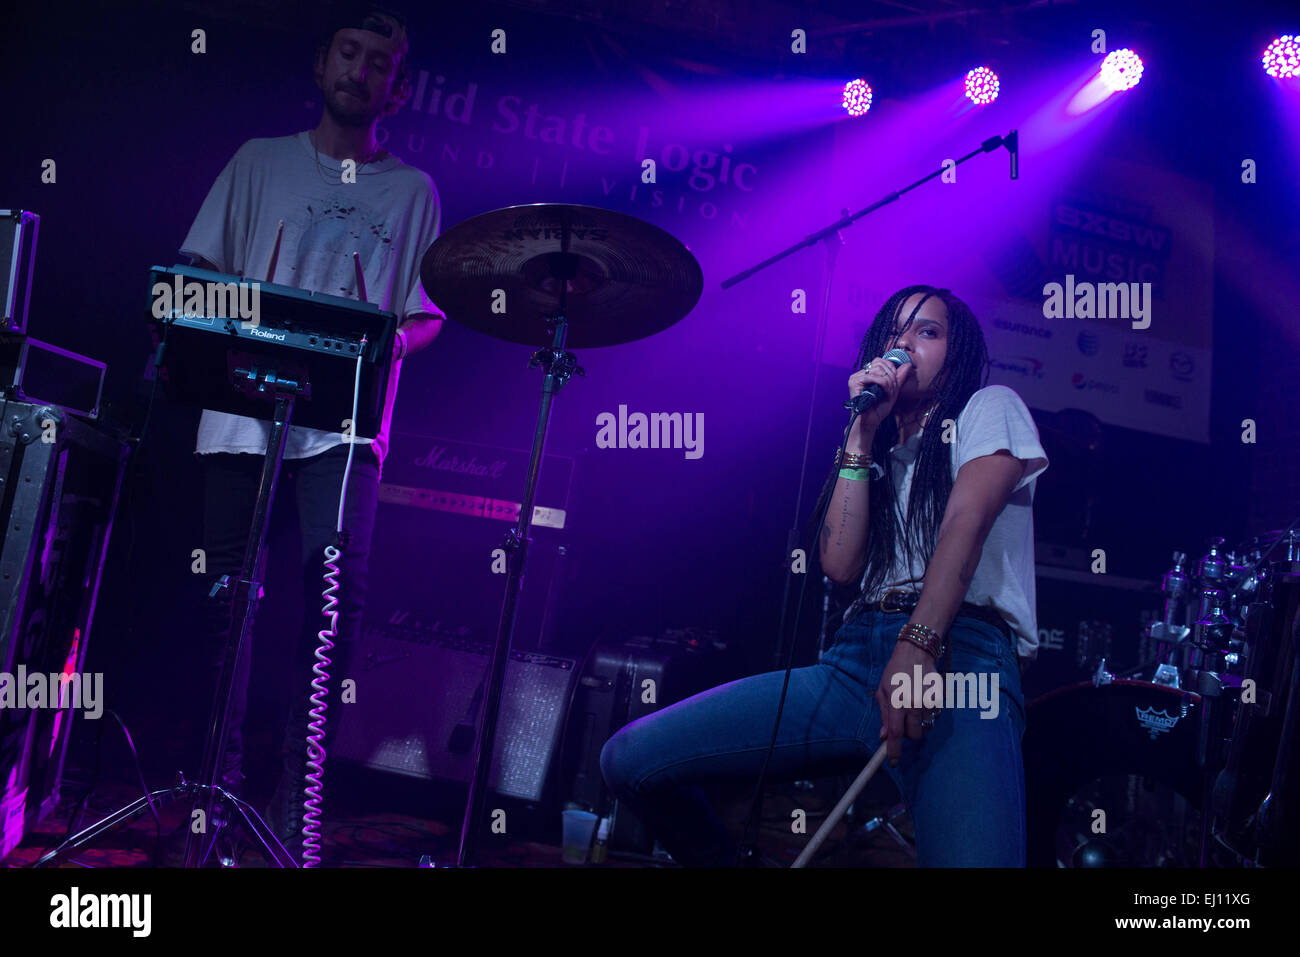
xmin=964 ymin=67 xmax=1000 ymax=105
xmin=842 ymin=79 xmax=873 ymax=116
xmin=1100 ymin=49 xmax=1144 ymax=92
xmin=1262 ymin=36 xmax=1300 ymax=79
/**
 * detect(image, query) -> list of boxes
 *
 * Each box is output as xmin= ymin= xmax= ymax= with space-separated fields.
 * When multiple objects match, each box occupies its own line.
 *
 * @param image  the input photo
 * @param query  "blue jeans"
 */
xmin=599 ymin=612 xmax=1027 ymax=866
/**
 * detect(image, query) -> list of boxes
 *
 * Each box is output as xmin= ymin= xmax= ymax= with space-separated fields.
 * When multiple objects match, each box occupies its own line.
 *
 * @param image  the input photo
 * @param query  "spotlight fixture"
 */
xmin=842 ymin=79 xmax=873 ymax=116
xmin=965 ymin=67 xmax=1000 ymax=105
xmin=1100 ymin=49 xmax=1144 ymax=92
xmin=1262 ymin=35 xmax=1300 ymax=79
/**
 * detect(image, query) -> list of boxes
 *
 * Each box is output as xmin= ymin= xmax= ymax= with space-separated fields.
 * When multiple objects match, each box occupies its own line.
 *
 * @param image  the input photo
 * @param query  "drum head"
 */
xmin=1024 ymin=681 xmax=1204 ymax=867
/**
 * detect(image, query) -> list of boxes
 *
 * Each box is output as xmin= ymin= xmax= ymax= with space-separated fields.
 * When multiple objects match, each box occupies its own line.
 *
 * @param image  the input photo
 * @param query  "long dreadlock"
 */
xmin=808 ymin=285 xmax=991 ymax=601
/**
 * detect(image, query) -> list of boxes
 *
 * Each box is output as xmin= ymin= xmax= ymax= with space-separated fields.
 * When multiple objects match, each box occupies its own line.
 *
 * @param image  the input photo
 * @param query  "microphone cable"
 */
xmin=735 ymin=405 xmax=869 ymax=865
xmin=736 ymin=353 xmax=908 ymax=865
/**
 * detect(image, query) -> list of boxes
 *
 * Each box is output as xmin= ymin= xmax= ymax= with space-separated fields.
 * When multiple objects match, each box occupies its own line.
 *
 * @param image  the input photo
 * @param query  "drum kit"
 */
xmin=1025 ymin=528 xmax=1300 ymax=867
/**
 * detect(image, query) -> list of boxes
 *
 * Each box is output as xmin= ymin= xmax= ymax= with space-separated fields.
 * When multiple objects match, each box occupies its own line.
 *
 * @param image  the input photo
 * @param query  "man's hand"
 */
xmin=396 ymin=312 xmax=443 ymax=357
xmin=874 ymin=638 xmax=942 ymax=767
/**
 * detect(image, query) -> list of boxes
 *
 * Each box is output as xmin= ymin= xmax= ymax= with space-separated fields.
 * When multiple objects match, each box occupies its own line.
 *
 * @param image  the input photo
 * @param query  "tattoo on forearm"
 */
xmin=834 ymin=484 xmax=853 ymax=547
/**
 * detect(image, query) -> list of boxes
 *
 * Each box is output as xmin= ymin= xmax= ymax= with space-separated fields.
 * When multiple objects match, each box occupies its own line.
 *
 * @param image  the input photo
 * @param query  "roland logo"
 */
xmin=249 ymin=326 xmax=286 ymax=341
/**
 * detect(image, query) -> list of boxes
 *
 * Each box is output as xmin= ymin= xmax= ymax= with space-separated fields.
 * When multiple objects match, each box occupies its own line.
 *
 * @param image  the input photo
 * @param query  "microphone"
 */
xmin=844 ymin=348 xmax=912 ymax=414
xmin=1006 ymin=129 xmax=1019 ymax=180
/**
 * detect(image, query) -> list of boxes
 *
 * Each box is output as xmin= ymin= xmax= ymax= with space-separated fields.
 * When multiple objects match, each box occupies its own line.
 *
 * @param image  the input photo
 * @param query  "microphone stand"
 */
xmin=718 ymin=130 xmax=1017 ymax=866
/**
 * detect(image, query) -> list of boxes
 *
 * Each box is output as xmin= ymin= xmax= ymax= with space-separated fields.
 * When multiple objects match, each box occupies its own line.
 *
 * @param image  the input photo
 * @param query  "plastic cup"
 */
xmin=561 ymin=809 xmax=599 ymax=864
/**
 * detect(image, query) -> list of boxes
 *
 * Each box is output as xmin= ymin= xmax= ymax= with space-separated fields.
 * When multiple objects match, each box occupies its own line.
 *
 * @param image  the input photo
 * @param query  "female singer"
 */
xmin=601 ymin=285 xmax=1048 ymax=866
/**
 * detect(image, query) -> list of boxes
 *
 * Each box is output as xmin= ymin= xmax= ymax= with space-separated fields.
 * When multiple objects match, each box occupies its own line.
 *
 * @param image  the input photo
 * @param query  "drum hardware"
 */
xmin=1029 ymin=524 xmax=1300 ymax=866
xmin=1152 ymin=662 xmax=1180 ymax=688
xmin=414 ymin=204 xmax=702 ymax=867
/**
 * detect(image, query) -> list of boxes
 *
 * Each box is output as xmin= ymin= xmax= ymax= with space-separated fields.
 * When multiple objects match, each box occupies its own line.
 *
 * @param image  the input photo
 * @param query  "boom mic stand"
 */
xmin=718 ymin=130 xmax=1018 ymax=866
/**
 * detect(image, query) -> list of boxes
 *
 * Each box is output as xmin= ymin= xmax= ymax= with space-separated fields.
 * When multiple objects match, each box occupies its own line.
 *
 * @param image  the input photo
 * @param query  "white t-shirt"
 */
xmin=180 ymin=131 xmax=442 ymax=475
xmin=844 ymin=385 xmax=1049 ymax=662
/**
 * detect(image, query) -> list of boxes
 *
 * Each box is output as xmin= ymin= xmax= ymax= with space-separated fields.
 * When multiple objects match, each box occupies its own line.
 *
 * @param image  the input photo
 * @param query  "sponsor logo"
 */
xmin=993 ymin=318 xmax=1052 ymax=339
xmin=1136 ymin=705 xmax=1180 ymax=739
xmin=1038 ymin=627 xmax=1066 ymax=651
xmin=1123 ymin=342 xmax=1148 ymax=367
xmin=1053 ymin=204 xmax=1171 ymax=252
xmin=1143 ymin=388 xmax=1183 ymax=409
xmin=1077 ymin=331 xmax=1101 ymax=356
xmin=1071 ymin=373 xmax=1120 ymax=393
xmin=1170 ymin=351 xmax=1195 ymax=382
xmin=990 ymin=355 xmax=1044 ymax=379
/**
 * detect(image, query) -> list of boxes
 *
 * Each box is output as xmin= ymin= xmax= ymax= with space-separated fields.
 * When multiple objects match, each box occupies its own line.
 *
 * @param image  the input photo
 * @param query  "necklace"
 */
xmin=308 ymin=130 xmax=384 ymax=183
xmin=898 ymin=401 xmax=940 ymax=443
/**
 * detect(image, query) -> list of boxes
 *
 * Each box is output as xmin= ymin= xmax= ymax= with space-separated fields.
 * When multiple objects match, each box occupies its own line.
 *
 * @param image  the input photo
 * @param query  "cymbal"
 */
xmin=419 ymin=204 xmax=703 ymax=348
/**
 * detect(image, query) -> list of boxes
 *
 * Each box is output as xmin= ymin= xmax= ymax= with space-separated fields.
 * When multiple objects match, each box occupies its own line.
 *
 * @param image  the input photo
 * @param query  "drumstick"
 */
xmin=352 ymin=251 xmax=368 ymax=302
xmin=265 ymin=219 xmax=284 ymax=282
xmin=791 ymin=742 xmax=889 ymax=868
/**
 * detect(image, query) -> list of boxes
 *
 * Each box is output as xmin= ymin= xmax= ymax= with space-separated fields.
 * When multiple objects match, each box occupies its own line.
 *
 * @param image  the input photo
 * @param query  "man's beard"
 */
xmin=324 ymin=88 xmax=382 ymax=128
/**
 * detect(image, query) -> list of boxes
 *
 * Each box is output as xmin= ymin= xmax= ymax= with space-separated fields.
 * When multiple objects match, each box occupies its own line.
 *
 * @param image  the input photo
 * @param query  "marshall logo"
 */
xmin=1135 ymin=705 xmax=1180 ymax=739
xmin=413 ymin=444 xmax=508 ymax=479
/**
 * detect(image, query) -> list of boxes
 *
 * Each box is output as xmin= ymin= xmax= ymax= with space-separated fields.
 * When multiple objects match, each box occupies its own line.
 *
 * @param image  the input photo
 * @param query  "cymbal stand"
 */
xmin=454 ymin=235 xmax=584 ymax=868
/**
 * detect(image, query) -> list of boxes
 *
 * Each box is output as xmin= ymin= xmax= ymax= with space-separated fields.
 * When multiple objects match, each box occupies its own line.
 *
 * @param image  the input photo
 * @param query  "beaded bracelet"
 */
xmin=899 ymin=622 xmax=945 ymax=660
xmin=834 ymin=447 xmax=873 ymax=469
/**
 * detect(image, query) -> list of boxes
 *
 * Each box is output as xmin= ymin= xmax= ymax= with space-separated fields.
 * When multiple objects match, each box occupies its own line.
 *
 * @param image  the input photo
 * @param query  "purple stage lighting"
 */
xmin=842 ymin=79 xmax=873 ymax=116
xmin=964 ymin=67 xmax=1000 ymax=105
xmin=1263 ymin=36 xmax=1300 ymax=78
xmin=1100 ymin=49 xmax=1144 ymax=91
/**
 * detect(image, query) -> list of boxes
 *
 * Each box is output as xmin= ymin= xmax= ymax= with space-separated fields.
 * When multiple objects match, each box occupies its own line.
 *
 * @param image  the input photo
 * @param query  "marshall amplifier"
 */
xmin=332 ymin=611 xmax=578 ymax=802
xmin=367 ymin=431 xmax=576 ymax=654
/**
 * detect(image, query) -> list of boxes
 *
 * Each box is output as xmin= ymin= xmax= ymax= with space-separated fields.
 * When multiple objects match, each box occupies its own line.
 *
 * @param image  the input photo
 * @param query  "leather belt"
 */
xmin=851 ymin=589 xmax=1014 ymax=645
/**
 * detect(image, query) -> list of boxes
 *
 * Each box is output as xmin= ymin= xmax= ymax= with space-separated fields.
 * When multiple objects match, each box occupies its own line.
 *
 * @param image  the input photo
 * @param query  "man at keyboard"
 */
xmin=180 ymin=2 xmax=442 ymax=862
